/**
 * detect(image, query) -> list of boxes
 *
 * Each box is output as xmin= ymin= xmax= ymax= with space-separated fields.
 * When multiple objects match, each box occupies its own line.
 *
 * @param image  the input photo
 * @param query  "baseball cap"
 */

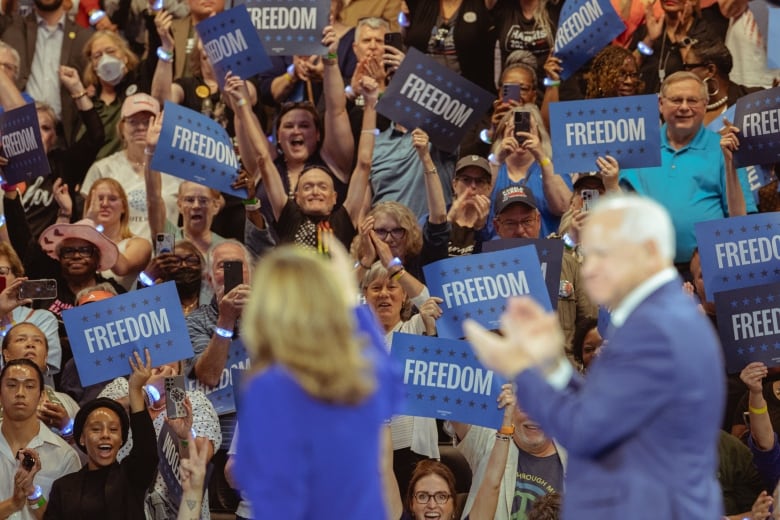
xmin=494 ymin=185 xmax=538 ymax=215
xmin=121 ymin=93 xmax=160 ymax=119
xmin=455 ymin=155 xmax=491 ymax=180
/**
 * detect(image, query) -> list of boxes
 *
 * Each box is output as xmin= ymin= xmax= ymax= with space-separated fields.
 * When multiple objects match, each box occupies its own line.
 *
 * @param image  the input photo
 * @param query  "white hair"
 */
xmin=590 ymin=194 xmax=676 ymax=262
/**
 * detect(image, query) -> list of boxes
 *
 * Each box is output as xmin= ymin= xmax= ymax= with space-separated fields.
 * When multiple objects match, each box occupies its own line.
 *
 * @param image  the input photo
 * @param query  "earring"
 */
xmin=703 ymin=76 xmax=719 ymax=98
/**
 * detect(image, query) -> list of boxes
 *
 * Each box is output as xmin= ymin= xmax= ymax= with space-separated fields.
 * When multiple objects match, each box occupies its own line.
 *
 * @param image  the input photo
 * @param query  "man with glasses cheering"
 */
xmin=619 ymin=71 xmax=755 ymax=275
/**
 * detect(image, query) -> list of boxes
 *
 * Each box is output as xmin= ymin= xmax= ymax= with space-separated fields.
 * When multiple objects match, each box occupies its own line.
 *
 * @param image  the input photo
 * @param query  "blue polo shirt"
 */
xmin=620 ymin=124 xmax=756 ymax=263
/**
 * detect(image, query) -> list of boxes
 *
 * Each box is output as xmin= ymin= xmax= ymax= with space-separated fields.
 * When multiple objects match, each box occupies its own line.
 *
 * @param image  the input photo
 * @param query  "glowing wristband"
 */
xmin=156 ymin=46 xmax=173 ymax=63
xmin=637 ymin=41 xmax=654 ymax=56
xmin=543 ymin=77 xmax=560 ymax=87
xmin=27 ymin=485 xmax=42 ymax=501
xmin=138 ymin=271 xmax=155 ymax=287
xmin=144 ymin=384 xmax=161 ymax=406
xmin=151 ymin=0 xmax=163 ymax=11
xmin=479 ymin=128 xmax=492 ymax=144
xmin=89 ymin=9 xmax=106 ymax=25
xmin=59 ymin=418 xmax=74 ymax=436
xmin=95 ymin=224 xmax=105 ymax=233
xmin=562 ymin=233 xmax=577 ymax=250
xmin=214 ymin=326 xmax=233 ymax=339
xmin=487 ymin=153 xmax=500 ymax=166
xmin=0 ymin=214 xmax=5 ymax=228
xmin=388 ymin=257 xmax=403 ymax=270
xmin=397 ymin=11 xmax=410 ymax=28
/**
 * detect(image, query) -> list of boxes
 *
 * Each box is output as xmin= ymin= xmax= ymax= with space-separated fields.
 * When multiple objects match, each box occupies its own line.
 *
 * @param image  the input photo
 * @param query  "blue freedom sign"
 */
xmin=714 ymin=281 xmax=780 ymax=373
xmin=376 ymin=48 xmax=494 ymax=154
xmin=63 ymin=282 xmax=194 ymax=386
xmin=553 ymin=0 xmax=625 ymax=80
xmin=548 ymin=94 xmax=661 ymax=174
xmin=234 ymin=0 xmax=329 ymax=56
xmin=157 ymin=421 xmax=184 ymax=507
xmin=390 ymin=333 xmax=505 ymax=429
xmin=185 ymin=339 xmax=249 ymax=415
xmin=423 ymin=246 xmax=551 ymax=339
xmin=0 ymin=103 xmax=50 ymax=184
xmin=769 ymin=8 xmax=779 ymax=68
xmin=195 ymin=4 xmax=272 ymax=88
xmin=150 ymin=102 xmax=247 ymax=199
xmin=694 ymin=213 xmax=780 ymax=301
xmin=481 ymin=238 xmax=564 ymax=310
xmin=733 ymin=86 xmax=780 ymax=168
xmin=707 ymin=106 xmax=775 ymax=200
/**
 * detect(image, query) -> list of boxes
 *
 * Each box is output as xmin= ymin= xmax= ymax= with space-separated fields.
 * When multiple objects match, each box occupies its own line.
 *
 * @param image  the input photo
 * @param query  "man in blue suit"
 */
xmin=465 ymin=194 xmax=725 ymax=519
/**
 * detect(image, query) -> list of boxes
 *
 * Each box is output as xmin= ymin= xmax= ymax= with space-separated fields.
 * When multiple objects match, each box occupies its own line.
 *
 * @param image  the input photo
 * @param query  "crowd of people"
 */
xmin=1 ymin=0 xmax=779 ymax=518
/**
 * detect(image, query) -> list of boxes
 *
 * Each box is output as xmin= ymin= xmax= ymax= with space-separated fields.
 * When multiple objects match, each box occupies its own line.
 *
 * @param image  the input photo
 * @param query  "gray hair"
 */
xmin=0 ymin=41 xmax=20 ymax=79
xmin=502 ymin=50 xmax=538 ymax=86
xmin=660 ymin=71 xmax=708 ymax=101
xmin=355 ymin=16 xmax=390 ymax=41
xmin=206 ymin=239 xmax=254 ymax=281
xmin=590 ymin=194 xmax=676 ymax=262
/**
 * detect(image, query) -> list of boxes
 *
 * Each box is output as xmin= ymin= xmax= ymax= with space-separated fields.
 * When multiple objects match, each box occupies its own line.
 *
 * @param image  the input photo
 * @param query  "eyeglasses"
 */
xmin=180 ymin=196 xmax=213 ymax=207
xmin=619 ymin=70 xmax=640 ymax=80
xmin=663 ymin=96 xmax=704 ymax=108
xmin=497 ymin=216 xmax=538 ymax=229
xmin=374 ymin=228 xmax=406 ymax=241
xmin=456 ymin=176 xmax=490 ymax=187
xmin=59 ymin=245 xmax=98 ymax=259
xmin=174 ymin=254 xmax=201 ymax=267
xmin=414 ymin=492 xmax=451 ymax=505
xmin=0 ymin=266 xmax=13 ymax=275
xmin=681 ymin=62 xmax=708 ymax=71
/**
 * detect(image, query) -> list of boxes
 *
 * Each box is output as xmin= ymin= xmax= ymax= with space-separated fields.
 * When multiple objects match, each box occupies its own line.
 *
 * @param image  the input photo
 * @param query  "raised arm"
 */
xmin=144 ymin=114 xmax=167 ymax=242
xmin=468 ymin=384 xmax=516 ymax=520
xmin=320 ymin=25 xmax=355 ymax=181
xmin=741 ymin=362 xmax=774 ymax=451
xmin=342 ymin=77 xmax=378 ymax=225
xmin=411 ymin=128 xmax=447 ymax=225
xmin=151 ymin=10 xmax=184 ymax=105
xmin=720 ymin=118 xmax=747 ymax=217
xmin=225 ymin=73 xmax=288 ymax=221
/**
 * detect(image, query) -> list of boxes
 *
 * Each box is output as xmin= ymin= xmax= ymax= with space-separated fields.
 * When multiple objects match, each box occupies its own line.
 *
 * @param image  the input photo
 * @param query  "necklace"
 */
xmin=182 ymin=300 xmax=199 ymax=315
xmin=707 ymin=96 xmax=728 ymax=111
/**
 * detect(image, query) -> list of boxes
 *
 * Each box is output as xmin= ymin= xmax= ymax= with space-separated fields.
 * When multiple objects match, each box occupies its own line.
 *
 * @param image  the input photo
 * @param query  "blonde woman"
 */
xmin=235 ymin=244 xmax=398 ymax=518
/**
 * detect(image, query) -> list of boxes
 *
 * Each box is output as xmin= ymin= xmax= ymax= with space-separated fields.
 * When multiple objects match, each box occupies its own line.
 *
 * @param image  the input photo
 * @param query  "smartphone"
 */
xmin=384 ymin=32 xmax=404 ymax=51
xmin=581 ymin=189 xmax=600 ymax=213
xmin=514 ymin=110 xmax=531 ymax=144
xmin=165 ymin=375 xmax=188 ymax=419
xmin=18 ymin=279 xmax=57 ymax=300
xmin=18 ymin=451 xmax=35 ymax=471
xmin=155 ymin=233 xmax=174 ymax=255
xmin=223 ymin=260 xmax=243 ymax=294
xmin=502 ymin=83 xmax=522 ymax=103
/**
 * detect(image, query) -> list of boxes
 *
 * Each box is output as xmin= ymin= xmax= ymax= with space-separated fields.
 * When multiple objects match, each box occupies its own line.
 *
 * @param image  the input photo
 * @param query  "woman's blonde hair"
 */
xmin=366 ymin=201 xmax=423 ymax=260
xmin=490 ymin=104 xmax=552 ymax=160
xmin=84 ymin=178 xmax=133 ymax=240
xmin=82 ymin=31 xmax=139 ymax=88
xmin=241 ymin=246 xmax=376 ymax=404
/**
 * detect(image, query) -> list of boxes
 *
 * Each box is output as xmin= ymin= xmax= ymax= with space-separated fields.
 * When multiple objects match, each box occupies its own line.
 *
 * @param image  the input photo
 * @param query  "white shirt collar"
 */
xmin=34 ymin=11 xmax=65 ymax=29
xmin=610 ymin=267 xmax=678 ymax=328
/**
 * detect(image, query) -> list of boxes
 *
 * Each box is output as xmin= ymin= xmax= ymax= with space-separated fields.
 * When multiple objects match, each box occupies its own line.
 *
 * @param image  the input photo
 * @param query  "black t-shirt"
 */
xmin=510 ymin=449 xmax=564 ymax=518
xmin=275 ymin=199 xmax=356 ymax=249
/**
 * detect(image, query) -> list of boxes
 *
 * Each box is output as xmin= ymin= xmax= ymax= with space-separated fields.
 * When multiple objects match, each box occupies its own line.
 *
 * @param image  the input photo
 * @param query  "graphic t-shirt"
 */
xmin=510 ymin=449 xmax=563 ymax=519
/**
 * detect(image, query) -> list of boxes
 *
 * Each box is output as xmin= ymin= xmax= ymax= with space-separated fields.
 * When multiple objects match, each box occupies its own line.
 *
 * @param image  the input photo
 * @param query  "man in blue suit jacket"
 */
xmin=465 ymin=194 xmax=725 ymax=519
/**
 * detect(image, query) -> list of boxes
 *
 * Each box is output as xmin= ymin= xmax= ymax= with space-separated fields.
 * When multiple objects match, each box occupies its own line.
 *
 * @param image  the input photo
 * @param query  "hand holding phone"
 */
xmin=18 ymin=279 xmax=57 ymax=300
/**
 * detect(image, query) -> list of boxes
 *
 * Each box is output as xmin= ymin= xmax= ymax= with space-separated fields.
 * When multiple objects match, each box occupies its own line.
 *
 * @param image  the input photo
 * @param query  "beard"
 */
xmin=34 ymin=0 xmax=63 ymax=12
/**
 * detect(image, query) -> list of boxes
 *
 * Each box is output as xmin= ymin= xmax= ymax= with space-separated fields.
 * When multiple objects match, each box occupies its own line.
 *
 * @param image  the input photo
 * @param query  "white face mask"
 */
xmin=95 ymin=54 xmax=125 ymax=86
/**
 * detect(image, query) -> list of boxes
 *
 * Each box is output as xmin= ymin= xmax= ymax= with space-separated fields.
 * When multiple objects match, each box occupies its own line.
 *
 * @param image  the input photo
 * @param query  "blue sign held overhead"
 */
xmin=150 ymin=102 xmax=247 ymax=199
xmin=63 ymin=282 xmax=194 ymax=386
xmin=733 ymin=86 xmax=780 ymax=168
xmin=377 ymin=48 xmax=494 ymax=154
xmin=233 ymin=0 xmax=329 ymax=56
xmin=390 ymin=333 xmax=506 ymax=429
xmin=553 ymin=0 xmax=625 ymax=80
xmin=714 ymin=281 xmax=780 ymax=373
xmin=548 ymin=94 xmax=661 ymax=174
xmin=195 ymin=4 xmax=272 ymax=88
xmin=186 ymin=339 xmax=250 ymax=415
xmin=0 ymin=103 xmax=50 ymax=184
xmin=482 ymin=239 xmax=564 ymax=310
xmin=423 ymin=246 xmax=551 ymax=339
xmin=694 ymin=213 xmax=780 ymax=301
